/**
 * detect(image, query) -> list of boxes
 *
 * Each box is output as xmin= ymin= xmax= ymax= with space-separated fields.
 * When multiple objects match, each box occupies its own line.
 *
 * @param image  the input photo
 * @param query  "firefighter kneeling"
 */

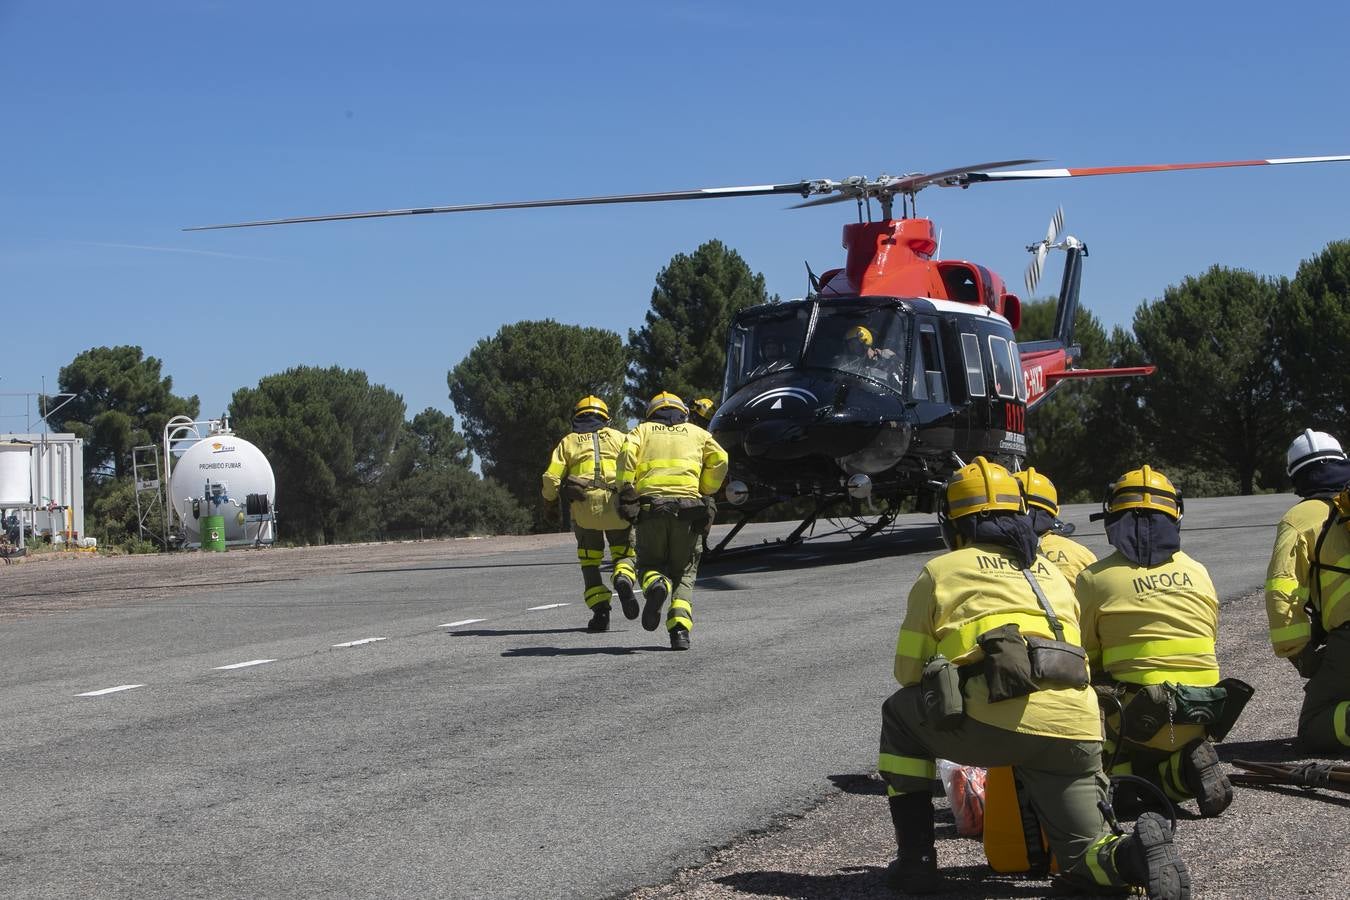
xmin=616 ymin=392 xmax=727 ymax=651
xmin=878 ymin=458 xmax=1190 ymax=899
xmin=1077 ymin=467 xmax=1249 ymax=818
xmin=1265 ymin=430 xmax=1350 ymax=752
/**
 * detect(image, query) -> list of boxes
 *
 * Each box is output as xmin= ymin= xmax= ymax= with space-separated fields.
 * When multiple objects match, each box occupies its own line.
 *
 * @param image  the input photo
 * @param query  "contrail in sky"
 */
xmin=69 ymin=241 xmax=278 ymax=262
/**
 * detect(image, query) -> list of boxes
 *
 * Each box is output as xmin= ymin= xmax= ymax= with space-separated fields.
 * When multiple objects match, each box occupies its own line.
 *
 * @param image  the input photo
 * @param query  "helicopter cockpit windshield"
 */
xmin=725 ymin=300 xmax=910 ymax=396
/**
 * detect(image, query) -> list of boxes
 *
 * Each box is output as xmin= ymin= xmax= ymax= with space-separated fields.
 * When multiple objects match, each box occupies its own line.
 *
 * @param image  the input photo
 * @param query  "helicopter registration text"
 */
xmin=1023 ymin=365 xmax=1045 ymax=400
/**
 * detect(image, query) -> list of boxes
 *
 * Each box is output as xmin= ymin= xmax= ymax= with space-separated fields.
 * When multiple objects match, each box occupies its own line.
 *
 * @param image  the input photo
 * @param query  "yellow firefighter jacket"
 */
xmin=893 ymin=543 xmax=1101 ymax=741
xmin=1293 ymin=506 xmax=1350 ymax=644
xmin=1265 ymin=497 xmax=1336 ymax=658
xmin=1076 ymin=550 xmax=1219 ymax=688
xmin=541 ymin=427 xmax=629 ymax=531
xmin=1040 ymin=532 xmax=1098 ymax=587
xmin=616 ymin=422 xmax=728 ymax=500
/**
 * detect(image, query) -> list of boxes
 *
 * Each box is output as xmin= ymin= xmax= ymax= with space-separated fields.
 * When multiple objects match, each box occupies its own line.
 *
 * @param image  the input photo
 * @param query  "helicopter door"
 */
xmin=956 ymin=330 xmax=988 ymax=458
xmin=910 ymin=319 xmax=956 ymax=454
xmin=984 ymin=332 xmax=1026 ymax=460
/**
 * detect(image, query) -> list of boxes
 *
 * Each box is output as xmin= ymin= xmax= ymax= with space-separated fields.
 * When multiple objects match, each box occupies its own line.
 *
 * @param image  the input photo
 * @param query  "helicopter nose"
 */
xmin=744 ymin=420 xmax=810 ymax=459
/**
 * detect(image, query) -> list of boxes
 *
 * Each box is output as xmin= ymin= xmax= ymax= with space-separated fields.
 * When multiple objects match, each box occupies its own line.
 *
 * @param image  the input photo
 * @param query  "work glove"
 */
xmin=701 ymin=495 xmax=717 ymax=535
xmin=1293 ymin=643 xmax=1325 ymax=679
xmin=561 ymin=477 xmax=589 ymax=504
xmin=618 ymin=485 xmax=641 ymax=523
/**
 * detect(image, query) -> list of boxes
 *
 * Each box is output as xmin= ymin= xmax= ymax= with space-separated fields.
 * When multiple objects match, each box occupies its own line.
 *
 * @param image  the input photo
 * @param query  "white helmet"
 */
xmin=1286 ymin=429 xmax=1346 ymax=477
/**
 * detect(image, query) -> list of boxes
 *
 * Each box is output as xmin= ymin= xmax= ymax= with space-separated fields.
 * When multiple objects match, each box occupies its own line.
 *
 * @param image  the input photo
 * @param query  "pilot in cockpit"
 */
xmin=835 ymin=325 xmax=896 ymax=371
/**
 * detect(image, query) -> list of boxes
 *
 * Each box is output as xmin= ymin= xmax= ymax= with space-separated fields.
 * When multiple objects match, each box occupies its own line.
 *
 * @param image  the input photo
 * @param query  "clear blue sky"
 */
xmin=3 ymin=0 xmax=1348 ymax=431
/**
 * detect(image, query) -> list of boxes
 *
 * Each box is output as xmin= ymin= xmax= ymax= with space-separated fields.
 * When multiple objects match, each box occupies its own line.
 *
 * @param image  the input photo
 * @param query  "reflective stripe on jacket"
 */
xmin=893 ymin=543 xmax=1101 ymax=741
xmin=1265 ymin=498 xmax=1332 ymax=658
xmin=616 ymin=422 xmax=728 ymax=500
xmin=541 ymin=427 xmax=628 ymax=531
xmin=1077 ymin=550 xmax=1219 ymax=687
xmin=1040 ymin=532 xmax=1098 ymax=587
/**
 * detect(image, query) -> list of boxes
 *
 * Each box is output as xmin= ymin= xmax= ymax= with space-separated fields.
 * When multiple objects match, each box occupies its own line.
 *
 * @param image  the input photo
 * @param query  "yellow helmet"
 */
xmin=943 ymin=457 xmax=1026 ymax=520
xmin=574 ymin=395 xmax=610 ymax=419
xmin=691 ymin=397 xmax=715 ymax=418
xmin=1013 ymin=467 xmax=1059 ymax=517
xmin=845 ymin=325 xmax=874 ymax=347
xmin=1104 ymin=465 xmax=1183 ymax=520
xmin=646 ymin=391 xmax=689 ymax=417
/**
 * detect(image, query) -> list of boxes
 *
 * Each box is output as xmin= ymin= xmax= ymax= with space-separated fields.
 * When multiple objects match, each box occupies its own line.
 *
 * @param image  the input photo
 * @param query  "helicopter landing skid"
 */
xmin=704 ymin=496 xmax=826 ymax=561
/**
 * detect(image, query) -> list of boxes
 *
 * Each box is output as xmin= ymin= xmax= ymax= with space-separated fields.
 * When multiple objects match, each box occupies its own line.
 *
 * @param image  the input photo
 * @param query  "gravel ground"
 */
xmin=624 ymin=586 xmax=1350 ymax=900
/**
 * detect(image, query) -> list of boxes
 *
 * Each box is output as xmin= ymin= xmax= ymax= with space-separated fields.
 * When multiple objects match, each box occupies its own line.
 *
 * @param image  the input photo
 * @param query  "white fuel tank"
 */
xmin=169 ymin=432 xmax=276 ymax=545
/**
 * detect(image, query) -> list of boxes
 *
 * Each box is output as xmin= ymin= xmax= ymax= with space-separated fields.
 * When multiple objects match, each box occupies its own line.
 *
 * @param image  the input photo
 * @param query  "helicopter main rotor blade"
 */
xmin=955 ymin=155 xmax=1350 ymax=186
xmin=789 ymin=159 xmax=1046 ymax=209
xmin=184 ymin=181 xmax=824 ymax=231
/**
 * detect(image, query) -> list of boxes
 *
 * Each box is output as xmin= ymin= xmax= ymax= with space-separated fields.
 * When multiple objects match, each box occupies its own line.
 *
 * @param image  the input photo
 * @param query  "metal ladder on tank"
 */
xmin=132 ymin=444 xmax=167 ymax=548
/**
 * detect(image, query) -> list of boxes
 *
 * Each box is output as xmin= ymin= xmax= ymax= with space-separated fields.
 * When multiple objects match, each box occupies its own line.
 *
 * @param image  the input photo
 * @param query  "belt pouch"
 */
xmin=978 ymin=624 xmax=1039 ymax=702
xmin=1025 ymin=635 xmax=1090 ymax=688
xmin=921 ymin=654 xmax=965 ymax=730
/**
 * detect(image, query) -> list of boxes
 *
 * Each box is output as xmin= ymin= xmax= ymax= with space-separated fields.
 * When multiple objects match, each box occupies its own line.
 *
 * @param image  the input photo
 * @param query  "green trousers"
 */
xmin=1299 ymin=626 xmax=1350 ymax=752
xmin=878 ymin=685 xmax=1129 ymax=891
xmin=635 ymin=508 xmax=701 ymax=632
xmin=574 ymin=526 xmax=636 ymax=610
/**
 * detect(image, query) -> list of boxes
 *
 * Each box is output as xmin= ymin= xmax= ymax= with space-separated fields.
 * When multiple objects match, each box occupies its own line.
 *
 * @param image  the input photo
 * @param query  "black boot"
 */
xmin=885 ymin=793 xmax=941 ymax=894
xmin=586 ymin=602 xmax=611 ymax=633
xmin=1113 ymin=812 xmax=1191 ymax=900
xmin=641 ymin=578 xmax=668 ymax=632
xmin=669 ymin=626 xmax=690 ymax=650
xmin=1181 ymin=739 xmax=1232 ymax=818
xmin=614 ymin=575 xmax=639 ymax=620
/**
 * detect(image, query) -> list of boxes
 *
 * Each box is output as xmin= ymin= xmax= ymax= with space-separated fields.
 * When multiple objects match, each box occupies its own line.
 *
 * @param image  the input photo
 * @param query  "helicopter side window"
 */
xmin=1009 ymin=341 xmax=1028 ymax=402
xmin=988 ymin=336 xmax=1018 ymax=400
xmin=911 ymin=324 xmax=946 ymax=402
xmin=960 ymin=332 xmax=985 ymax=397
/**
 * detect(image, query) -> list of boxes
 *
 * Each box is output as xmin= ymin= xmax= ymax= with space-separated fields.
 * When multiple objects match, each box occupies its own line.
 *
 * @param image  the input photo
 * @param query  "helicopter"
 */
xmin=189 ymin=153 xmax=1350 ymax=553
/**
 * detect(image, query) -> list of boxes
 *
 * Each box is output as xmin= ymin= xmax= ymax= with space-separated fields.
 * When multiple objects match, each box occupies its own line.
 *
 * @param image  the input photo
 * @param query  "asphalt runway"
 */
xmin=0 ymin=494 xmax=1342 ymax=899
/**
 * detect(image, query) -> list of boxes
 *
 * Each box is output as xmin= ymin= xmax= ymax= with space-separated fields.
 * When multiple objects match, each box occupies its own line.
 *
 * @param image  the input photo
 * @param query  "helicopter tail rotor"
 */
xmin=1024 ymin=206 xmax=1065 ymax=296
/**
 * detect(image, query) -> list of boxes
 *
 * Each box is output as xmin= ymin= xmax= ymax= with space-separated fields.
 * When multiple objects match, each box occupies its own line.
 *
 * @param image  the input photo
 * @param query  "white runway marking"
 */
xmin=332 ymin=637 xmax=387 ymax=647
xmin=441 ymin=618 xmax=485 ymax=628
xmin=527 ymin=603 xmax=570 ymax=610
xmin=76 ymin=684 xmax=144 ymax=697
xmin=213 ymin=659 xmax=276 ymax=670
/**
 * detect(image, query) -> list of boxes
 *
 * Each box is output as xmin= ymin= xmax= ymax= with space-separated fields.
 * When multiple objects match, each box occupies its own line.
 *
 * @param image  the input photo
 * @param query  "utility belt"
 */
xmin=639 ymin=496 xmax=714 ymax=523
xmin=1095 ymin=677 xmax=1253 ymax=744
xmin=562 ymin=474 xmax=613 ymax=503
xmin=921 ymin=570 xmax=1091 ymax=731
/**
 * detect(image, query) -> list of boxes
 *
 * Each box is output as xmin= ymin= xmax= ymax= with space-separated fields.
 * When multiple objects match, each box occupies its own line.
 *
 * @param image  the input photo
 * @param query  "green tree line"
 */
xmin=39 ymin=239 xmax=1350 ymax=549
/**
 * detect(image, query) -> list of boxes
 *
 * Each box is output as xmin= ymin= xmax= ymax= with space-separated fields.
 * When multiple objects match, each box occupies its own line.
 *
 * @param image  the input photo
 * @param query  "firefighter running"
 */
xmin=541 ymin=396 xmax=637 ymax=632
xmin=616 ymin=392 xmax=728 ymax=651
xmin=1077 ymin=466 xmax=1244 ymax=818
xmin=878 ymin=457 xmax=1190 ymax=898
xmin=1265 ymin=429 xmax=1350 ymax=752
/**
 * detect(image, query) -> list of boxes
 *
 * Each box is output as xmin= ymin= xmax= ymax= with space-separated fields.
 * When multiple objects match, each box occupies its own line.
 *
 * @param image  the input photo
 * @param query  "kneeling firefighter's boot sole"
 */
xmin=1182 ymin=739 xmax=1232 ymax=818
xmin=641 ymin=580 xmax=668 ymax=632
xmin=1119 ymin=812 xmax=1191 ymax=900
xmin=615 ymin=576 xmax=639 ymax=620
xmin=586 ymin=604 xmax=611 ymax=633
